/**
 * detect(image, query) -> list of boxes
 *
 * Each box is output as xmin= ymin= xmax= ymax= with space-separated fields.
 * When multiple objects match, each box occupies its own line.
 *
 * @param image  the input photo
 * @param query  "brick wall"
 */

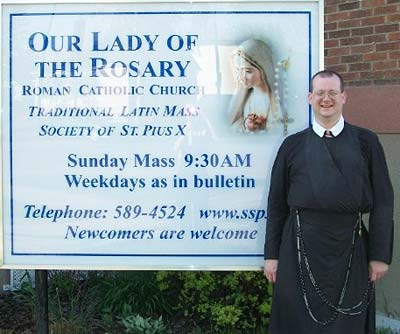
xmin=324 ymin=0 xmax=400 ymax=86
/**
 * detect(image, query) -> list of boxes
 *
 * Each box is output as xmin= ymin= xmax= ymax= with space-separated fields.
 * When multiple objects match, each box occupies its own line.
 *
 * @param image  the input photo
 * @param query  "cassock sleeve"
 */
xmin=367 ymin=134 xmax=394 ymax=264
xmin=264 ymin=139 xmax=290 ymax=259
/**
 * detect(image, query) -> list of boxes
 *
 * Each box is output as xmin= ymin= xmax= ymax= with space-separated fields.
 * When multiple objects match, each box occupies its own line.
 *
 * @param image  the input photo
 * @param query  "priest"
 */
xmin=264 ymin=70 xmax=394 ymax=334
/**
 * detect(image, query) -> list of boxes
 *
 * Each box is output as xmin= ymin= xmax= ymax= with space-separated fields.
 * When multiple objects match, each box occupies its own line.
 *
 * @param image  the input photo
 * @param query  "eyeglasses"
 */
xmin=313 ymin=90 xmax=342 ymax=99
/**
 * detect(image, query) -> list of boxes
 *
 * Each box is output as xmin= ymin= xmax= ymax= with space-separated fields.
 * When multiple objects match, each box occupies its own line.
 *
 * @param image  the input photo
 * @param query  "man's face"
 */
xmin=308 ymin=75 xmax=347 ymax=124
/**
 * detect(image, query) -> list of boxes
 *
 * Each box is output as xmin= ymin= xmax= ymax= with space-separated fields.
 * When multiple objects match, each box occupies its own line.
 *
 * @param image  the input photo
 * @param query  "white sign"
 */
xmin=1 ymin=1 xmax=322 ymax=269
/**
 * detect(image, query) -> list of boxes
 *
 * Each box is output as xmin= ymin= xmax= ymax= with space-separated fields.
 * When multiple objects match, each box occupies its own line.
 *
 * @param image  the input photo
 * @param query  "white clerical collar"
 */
xmin=312 ymin=116 xmax=345 ymax=138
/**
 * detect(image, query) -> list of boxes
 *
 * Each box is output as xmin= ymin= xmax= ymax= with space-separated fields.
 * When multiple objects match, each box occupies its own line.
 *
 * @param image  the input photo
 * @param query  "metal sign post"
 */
xmin=35 ymin=270 xmax=49 ymax=334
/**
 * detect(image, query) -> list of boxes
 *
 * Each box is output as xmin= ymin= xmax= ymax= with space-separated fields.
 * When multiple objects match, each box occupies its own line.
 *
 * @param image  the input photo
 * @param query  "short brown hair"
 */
xmin=310 ymin=70 xmax=344 ymax=92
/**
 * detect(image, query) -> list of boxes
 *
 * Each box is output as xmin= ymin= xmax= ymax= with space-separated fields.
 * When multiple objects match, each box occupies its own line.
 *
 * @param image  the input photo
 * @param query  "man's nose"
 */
xmin=322 ymin=92 xmax=332 ymax=100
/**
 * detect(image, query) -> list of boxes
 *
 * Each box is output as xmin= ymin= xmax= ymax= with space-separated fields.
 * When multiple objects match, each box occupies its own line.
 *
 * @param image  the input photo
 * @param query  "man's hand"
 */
xmin=264 ymin=259 xmax=278 ymax=283
xmin=369 ymin=260 xmax=389 ymax=282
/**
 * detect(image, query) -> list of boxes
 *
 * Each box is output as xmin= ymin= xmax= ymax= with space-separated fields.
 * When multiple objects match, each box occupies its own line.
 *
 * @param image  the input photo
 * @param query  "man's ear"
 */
xmin=307 ymin=92 xmax=313 ymax=105
xmin=342 ymin=91 xmax=347 ymax=104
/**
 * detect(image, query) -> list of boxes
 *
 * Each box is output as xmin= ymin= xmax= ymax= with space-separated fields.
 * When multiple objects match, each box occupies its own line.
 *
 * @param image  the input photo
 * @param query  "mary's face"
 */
xmin=238 ymin=62 xmax=264 ymax=89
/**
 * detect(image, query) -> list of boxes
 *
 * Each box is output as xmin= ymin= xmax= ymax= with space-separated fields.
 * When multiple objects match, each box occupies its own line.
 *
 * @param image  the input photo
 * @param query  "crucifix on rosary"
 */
xmin=279 ymin=113 xmax=294 ymax=136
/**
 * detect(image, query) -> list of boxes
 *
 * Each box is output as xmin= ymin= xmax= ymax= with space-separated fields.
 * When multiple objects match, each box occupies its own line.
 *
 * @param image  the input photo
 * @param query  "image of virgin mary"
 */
xmin=229 ymin=39 xmax=282 ymax=133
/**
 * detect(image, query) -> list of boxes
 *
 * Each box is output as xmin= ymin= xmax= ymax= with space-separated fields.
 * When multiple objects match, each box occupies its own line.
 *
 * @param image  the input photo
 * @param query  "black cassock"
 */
xmin=264 ymin=123 xmax=394 ymax=334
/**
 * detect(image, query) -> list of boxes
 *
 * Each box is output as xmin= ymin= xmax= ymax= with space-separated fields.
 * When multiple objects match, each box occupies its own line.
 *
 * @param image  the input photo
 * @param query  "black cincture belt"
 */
xmin=292 ymin=208 xmax=359 ymax=227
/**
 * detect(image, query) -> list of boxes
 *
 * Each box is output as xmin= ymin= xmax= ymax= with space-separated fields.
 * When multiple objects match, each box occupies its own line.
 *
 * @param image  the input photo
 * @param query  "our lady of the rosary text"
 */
xmin=28 ymin=32 xmax=198 ymax=78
